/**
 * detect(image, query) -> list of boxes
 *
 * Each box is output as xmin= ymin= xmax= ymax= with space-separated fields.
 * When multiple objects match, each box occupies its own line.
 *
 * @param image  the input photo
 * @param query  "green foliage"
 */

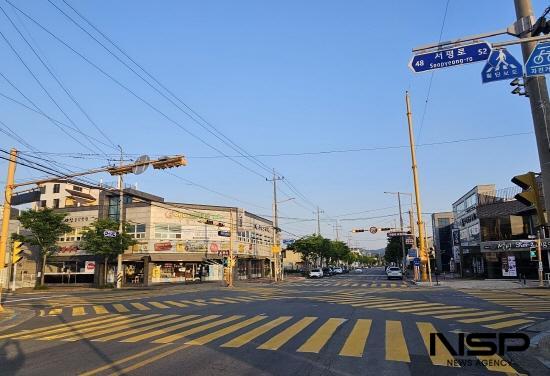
xmin=384 ymin=236 xmax=407 ymax=264
xmin=80 ymin=218 xmax=136 ymax=261
xmin=287 ymin=234 xmax=351 ymax=267
xmin=15 ymin=208 xmax=72 ymax=257
xmin=33 ymin=285 xmax=49 ymax=290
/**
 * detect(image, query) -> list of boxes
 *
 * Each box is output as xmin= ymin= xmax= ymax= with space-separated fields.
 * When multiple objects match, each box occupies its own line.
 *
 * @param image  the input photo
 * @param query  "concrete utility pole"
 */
xmin=405 ymin=92 xmax=428 ymax=282
xmin=267 ymin=170 xmax=284 ymax=281
xmin=316 ymin=206 xmax=324 ymax=236
xmin=0 ymin=148 xmax=17 ymax=312
xmin=515 ymin=0 xmax=550 ymax=228
xmin=116 ymin=146 xmax=124 ymax=289
xmin=385 ymin=192 xmax=407 ymax=270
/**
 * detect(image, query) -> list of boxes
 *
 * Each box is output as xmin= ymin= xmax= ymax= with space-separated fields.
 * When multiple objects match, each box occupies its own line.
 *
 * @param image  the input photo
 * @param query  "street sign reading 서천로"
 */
xmin=526 ymin=41 xmax=550 ymax=77
xmin=481 ymin=48 xmax=523 ymax=83
xmin=409 ymin=41 xmax=491 ymax=73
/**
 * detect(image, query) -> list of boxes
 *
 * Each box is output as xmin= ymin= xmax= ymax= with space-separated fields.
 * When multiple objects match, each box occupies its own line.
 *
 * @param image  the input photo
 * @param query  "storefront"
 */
xmin=45 ymin=254 xmax=97 ymax=285
xmin=482 ymin=239 xmax=550 ymax=279
xmin=149 ymin=254 xmax=206 ymax=283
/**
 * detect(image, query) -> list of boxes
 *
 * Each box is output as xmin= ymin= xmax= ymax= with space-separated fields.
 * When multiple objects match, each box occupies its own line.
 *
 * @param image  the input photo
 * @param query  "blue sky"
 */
xmin=0 ymin=0 xmax=547 ymax=249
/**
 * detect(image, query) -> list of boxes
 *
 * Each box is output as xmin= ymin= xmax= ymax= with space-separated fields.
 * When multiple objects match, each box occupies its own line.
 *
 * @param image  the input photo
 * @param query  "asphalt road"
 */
xmin=1 ymin=267 xmax=549 ymax=375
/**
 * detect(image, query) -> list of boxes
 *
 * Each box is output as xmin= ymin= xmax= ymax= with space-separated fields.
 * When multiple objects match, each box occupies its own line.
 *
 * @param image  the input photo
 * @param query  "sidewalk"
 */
xmin=411 ymin=278 xmax=548 ymax=289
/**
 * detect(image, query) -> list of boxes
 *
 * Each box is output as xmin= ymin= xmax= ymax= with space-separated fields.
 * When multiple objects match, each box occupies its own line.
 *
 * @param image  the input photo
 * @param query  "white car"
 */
xmin=355 ymin=268 xmax=363 ymax=273
xmin=386 ymin=266 xmax=403 ymax=280
xmin=309 ymin=268 xmax=323 ymax=278
xmin=333 ymin=267 xmax=343 ymax=274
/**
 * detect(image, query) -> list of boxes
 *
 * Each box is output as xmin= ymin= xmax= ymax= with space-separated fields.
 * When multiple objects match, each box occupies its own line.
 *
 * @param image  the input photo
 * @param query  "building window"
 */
xmin=58 ymin=227 xmax=82 ymax=242
xmin=40 ymin=186 xmax=46 ymax=194
xmin=126 ymin=224 xmax=146 ymax=239
xmin=53 ymin=184 xmax=60 ymax=193
xmin=438 ymin=218 xmax=450 ymax=227
xmin=155 ymin=224 xmax=182 ymax=239
xmin=53 ymin=199 xmax=60 ymax=208
xmin=40 ymin=200 xmax=47 ymax=208
xmin=73 ymin=186 xmax=83 ymax=192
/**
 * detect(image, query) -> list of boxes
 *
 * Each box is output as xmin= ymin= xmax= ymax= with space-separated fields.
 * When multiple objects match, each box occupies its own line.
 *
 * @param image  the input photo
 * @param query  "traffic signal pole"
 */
xmin=0 ymin=148 xmax=17 ymax=312
xmin=515 ymin=0 xmax=550 ymax=231
xmin=405 ymin=92 xmax=428 ymax=282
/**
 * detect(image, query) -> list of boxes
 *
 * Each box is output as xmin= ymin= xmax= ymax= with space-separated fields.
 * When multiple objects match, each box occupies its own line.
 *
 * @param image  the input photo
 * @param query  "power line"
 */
xmin=417 ymin=0 xmax=451 ymax=142
xmin=5 ymin=0 xmax=270 ymax=180
xmin=50 ymin=0 xmax=274 ymax=178
xmin=0 ymin=12 xmax=107 ymax=156
xmin=0 ymin=4 xmax=117 ymax=150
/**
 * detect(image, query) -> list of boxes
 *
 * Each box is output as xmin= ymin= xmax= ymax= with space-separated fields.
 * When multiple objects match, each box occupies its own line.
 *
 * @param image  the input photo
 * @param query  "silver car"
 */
xmin=386 ymin=267 xmax=403 ymax=280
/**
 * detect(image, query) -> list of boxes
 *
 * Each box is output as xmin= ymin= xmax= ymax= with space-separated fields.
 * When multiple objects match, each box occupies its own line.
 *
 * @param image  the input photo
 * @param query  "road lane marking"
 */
xmin=412 ymin=308 xmax=481 ymax=316
xmin=467 ymin=339 xmax=519 ymax=374
xmin=153 ymin=315 xmax=244 ymax=344
xmin=186 ymin=316 xmax=267 ymax=345
xmin=130 ymin=302 xmax=150 ymax=311
xmin=339 ymin=319 xmax=371 ymax=357
xmin=0 ymin=315 xmax=122 ymax=340
xmin=2 ymin=294 xmax=69 ymax=303
xmin=78 ymin=343 xmax=173 ymax=376
xmin=52 ymin=314 xmax=167 ymax=341
xmin=385 ymin=320 xmax=410 ymax=362
xmin=93 ymin=305 xmax=109 ymax=314
xmin=48 ymin=308 xmax=62 ymax=315
xmin=458 ymin=313 xmax=525 ymax=324
xmin=180 ymin=300 xmax=207 ymax=306
xmin=122 ymin=315 xmax=221 ymax=343
xmin=14 ymin=315 xmax=135 ymax=340
xmin=297 ymin=318 xmax=347 ymax=353
xmin=417 ymin=322 xmax=459 ymax=367
xmin=164 ymin=300 xmax=188 ymax=308
xmin=257 ymin=317 xmax=317 ymax=350
xmin=483 ymin=319 xmax=533 ymax=329
xmin=221 ymin=316 xmax=292 ymax=348
xmin=148 ymin=301 xmax=170 ymax=309
xmin=112 ymin=304 xmax=129 ymax=313
xmin=433 ymin=310 xmax=501 ymax=319
xmin=93 ymin=315 xmax=199 ymax=342
xmin=394 ymin=303 xmax=446 ymax=312
xmin=72 ymin=307 xmax=86 ymax=316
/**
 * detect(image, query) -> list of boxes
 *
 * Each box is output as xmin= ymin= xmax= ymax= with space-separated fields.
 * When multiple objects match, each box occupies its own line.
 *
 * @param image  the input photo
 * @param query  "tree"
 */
xmin=80 ymin=218 xmax=136 ymax=285
xmin=328 ymin=240 xmax=350 ymax=265
xmin=287 ymin=234 xmax=330 ymax=269
xmin=14 ymin=208 xmax=72 ymax=286
xmin=384 ymin=236 xmax=403 ymax=264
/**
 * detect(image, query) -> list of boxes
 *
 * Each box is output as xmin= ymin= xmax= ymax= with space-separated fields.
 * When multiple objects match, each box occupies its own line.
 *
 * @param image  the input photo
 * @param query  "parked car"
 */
xmin=322 ymin=267 xmax=333 ymax=276
xmin=309 ymin=268 xmax=323 ymax=278
xmin=386 ymin=266 xmax=403 ymax=280
xmin=333 ymin=267 xmax=343 ymax=274
xmin=355 ymin=268 xmax=363 ymax=273
xmin=342 ymin=267 xmax=349 ymax=274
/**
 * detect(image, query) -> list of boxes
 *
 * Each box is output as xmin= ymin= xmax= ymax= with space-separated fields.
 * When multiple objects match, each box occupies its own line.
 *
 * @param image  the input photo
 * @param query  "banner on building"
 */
xmin=502 ymin=255 xmax=517 ymax=277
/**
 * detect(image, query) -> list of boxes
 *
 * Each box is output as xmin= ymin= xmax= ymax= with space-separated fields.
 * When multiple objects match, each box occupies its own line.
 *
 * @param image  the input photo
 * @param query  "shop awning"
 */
xmin=122 ymin=254 xmax=147 ymax=261
xmin=149 ymin=253 xmax=205 ymax=262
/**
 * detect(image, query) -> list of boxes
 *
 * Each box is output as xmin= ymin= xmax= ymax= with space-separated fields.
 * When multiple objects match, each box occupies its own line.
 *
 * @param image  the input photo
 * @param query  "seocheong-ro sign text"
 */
xmin=409 ymin=42 xmax=491 ymax=73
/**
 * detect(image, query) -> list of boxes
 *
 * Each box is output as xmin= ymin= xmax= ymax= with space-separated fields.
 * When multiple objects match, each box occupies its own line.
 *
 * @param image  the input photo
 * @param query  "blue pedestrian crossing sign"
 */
xmin=413 ymin=257 xmax=420 ymax=266
xmin=481 ymin=48 xmax=523 ymax=83
xmin=526 ymin=41 xmax=550 ymax=77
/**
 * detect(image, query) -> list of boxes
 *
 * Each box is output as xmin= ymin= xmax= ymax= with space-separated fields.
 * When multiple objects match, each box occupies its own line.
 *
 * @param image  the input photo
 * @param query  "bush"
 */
xmin=34 ymin=284 xmax=48 ymax=290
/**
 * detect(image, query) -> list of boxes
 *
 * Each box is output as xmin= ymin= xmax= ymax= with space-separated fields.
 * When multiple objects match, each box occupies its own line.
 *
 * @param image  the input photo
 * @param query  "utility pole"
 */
xmin=267 ymin=170 xmax=284 ymax=282
xmin=0 ymin=148 xmax=17 ymax=312
xmin=116 ymin=146 xmax=124 ymax=289
xmin=405 ymin=91 xmax=428 ymax=282
xmin=385 ymin=192 xmax=408 ymax=271
xmin=333 ymin=220 xmax=342 ymax=241
xmin=515 ymin=0 xmax=550 ymax=228
xmin=315 ymin=206 xmax=324 ymax=236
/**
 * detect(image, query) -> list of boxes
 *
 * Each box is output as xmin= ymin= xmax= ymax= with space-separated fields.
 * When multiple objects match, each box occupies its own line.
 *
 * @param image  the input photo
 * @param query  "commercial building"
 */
xmin=452 ymin=185 xmax=495 ymax=277
xmin=431 ymin=212 xmax=454 ymax=272
xmin=16 ymin=180 xmax=276 ymax=286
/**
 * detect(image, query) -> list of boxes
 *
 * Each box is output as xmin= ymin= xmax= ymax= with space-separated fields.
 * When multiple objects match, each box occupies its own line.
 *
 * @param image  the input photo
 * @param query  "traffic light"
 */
xmin=152 ymin=156 xmax=187 ymax=170
xmin=530 ymin=247 xmax=537 ymax=261
xmin=223 ymin=257 xmax=228 ymax=267
xmin=511 ymin=172 xmax=546 ymax=226
xmin=12 ymin=240 xmax=23 ymax=264
xmin=107 ymin=165 xmax=134 ymax=176
xmin=351 ymin=229 xmax=365 ymax=233
xmin=531 ymin=14 xmax=550 ymax=36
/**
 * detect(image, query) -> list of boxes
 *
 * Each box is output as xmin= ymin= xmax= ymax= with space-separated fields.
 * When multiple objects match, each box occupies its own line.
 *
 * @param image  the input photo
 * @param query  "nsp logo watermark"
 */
xmin=430 ymin=332 xmax=529 ymax=367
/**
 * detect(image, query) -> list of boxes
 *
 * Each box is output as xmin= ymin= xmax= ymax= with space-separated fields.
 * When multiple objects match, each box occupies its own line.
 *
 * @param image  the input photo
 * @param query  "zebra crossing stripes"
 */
xmin=285 ymin=281 xmax=408 ymax=288
xmin=461 ymin=289 xmax=550 ymax=313
xmin=37 ymin=295 xmax=283 ymax=318
xmin=310 ymin=294 xmax=534 ymax=329
xmin=0 ymin=313 xmax=520 ymax=373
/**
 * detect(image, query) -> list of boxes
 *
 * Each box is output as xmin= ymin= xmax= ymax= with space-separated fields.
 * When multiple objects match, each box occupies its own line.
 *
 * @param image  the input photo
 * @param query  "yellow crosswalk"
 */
xmin=35 ymin=295 xmax=285 ymax=318
xmin=461 ymin=289 xmax=550 ymax=313
xmin=286 ymin=280 xmax=408 ymax=288
xmin=311 ymin=293 xmax=534 ymax=329
xmin=1 ymin=313 xmax=520 ymax=373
